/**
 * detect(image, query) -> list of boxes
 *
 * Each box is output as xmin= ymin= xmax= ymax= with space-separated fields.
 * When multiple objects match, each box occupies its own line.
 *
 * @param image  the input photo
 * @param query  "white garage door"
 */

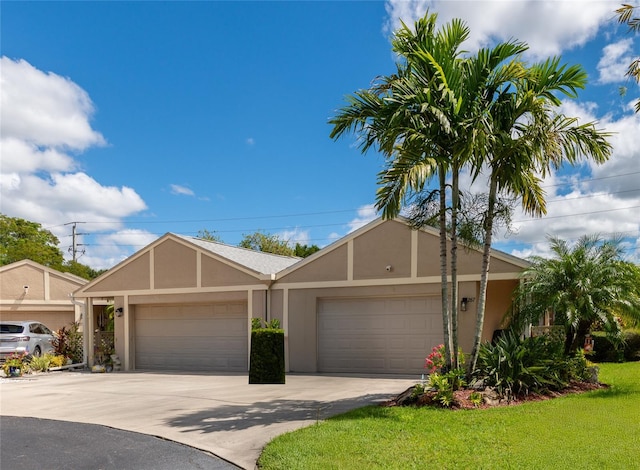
xmin=135 ymin=302 xmax=247 ymax=371
xmin=318 ymin=296 xmax=442 ymax=374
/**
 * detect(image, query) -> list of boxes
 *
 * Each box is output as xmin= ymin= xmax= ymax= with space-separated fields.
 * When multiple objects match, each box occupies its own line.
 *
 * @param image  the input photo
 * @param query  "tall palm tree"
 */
xmin=616 ymin=3 xmax=639 ymax=112
xmin=466 ymin=58 xmax=613 ymax=374
xmin=511 ymin=235 xmax=640 ymax=354
xmin=330 ymin=12 xmax=469 ymax=368
xmin=330 ymin=12 xmax=527 ymax=369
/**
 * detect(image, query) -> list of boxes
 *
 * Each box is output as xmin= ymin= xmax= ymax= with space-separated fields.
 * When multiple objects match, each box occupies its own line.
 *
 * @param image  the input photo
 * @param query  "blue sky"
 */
xmin=1 ymin=0 xmax=639 ymax=269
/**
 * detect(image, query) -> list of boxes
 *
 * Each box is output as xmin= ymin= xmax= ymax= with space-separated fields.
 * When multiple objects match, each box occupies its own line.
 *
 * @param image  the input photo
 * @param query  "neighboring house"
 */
xmin=0 ymin=260 xmax=86 ymax=332
xmin=74 ymin=218 xmax=528 ymax=374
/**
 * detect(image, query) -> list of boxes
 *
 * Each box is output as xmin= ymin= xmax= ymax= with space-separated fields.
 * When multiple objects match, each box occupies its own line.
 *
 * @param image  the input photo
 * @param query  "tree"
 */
xmin=616 ymin=3 xmax=640 ymax=112
xmin=330 ymin=12 xmax=529 ymax=370
xmin=63 ymin=260 xmax=106 ymax=280
xmin=294 ymin=243 xmax=320 ymax=258
xmin=0 ymin=214 xmax=104 ymax=279
xmin=197 ymin=229 xmax=224 ymax=243
xmin=239 ymin=232 xmax=295 ymax=257
xmin=511 ymin=235 xmax=640 ymax=354
xmin=466 ymin=58 xmax=612 ymax=374
xmin=0 ymin=214 xmax=64 ymax=268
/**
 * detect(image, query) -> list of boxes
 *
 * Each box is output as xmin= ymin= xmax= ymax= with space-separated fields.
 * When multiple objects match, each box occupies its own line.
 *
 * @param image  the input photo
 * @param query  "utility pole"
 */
xmin=65 ymin=222 xmax=87 ymax=262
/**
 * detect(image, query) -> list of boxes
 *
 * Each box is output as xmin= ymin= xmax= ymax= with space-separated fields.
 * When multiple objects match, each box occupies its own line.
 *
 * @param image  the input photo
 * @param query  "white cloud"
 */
xmin=597 ymin=38 xmax=635 ymax=84
xmin=384 ymin=0 xmax=613 ymax=59
xmin=80 ymin=229 xmax=159 ymax=271
xmin=0 ymin=56 xmax=147 ymax=268
xmin=278 ymin=228 xmax=311 ymax=246
xmin=170 ymin=184 xmax=195 ymax=196
xmin=347 ymin=204 xmax=378 ymax=232
xmin=1 ymin=57 xmax=106 ymax=150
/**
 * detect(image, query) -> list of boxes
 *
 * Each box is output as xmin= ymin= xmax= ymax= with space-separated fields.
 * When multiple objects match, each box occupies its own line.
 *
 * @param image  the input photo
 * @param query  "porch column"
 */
xmin=123 ymin=295 xmax=131 ymax=371
xmin=85 ymin=297 xmax=94 ymax=366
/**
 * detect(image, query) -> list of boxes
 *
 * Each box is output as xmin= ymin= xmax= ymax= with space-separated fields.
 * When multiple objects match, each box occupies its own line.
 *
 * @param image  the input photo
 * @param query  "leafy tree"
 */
xmin=0 ymin=214 xmax=102 ymax=279
xmin=63 ymin=260 xmax=106 ymax=280
xmin=239 ymin=232 xmax=295 ymax=257
xmin=294 ymin=243 xmax=320 ymax=258
xmin=616 ymin=3 xmax=640 ymax=112
xmin=0 ymin=214 xmax=64 ymax=268
xmin=197 ymin=229 xmax=224 ymax=242
xmin=511 ymin=235 xmax=640 ymax=355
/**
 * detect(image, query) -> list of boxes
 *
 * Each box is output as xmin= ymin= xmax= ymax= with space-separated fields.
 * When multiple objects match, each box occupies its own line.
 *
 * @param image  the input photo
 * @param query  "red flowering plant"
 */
xmin=424 ymin=344 xmax=446 ymax=374
xmin=424 ymin=344 xmax=466 ymax=374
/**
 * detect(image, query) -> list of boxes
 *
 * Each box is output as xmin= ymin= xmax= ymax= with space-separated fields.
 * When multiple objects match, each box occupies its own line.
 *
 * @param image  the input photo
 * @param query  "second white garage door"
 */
xmin=135 ymin=302 xmax=247 ymax=372
xmin=318 ymin=296 xmax=443 ymax=374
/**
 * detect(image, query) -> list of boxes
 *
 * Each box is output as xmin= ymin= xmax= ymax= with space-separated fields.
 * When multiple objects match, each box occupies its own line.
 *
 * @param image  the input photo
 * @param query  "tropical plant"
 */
xmin=616 ymin=3 xmax=640 ymax=112
xmin=52 ymin=322 xmax=84 ymax=363
xmin=427 ymin=368 xmax=466 ymax=407
xmin=2 ymin=352 xmax=29 ymax=376
xmin=511 ymin=235 xmax=640 ymax=355
xmin=475 ymin=330 xmax=567 ymax=399
xmin=27 ymin=354 xmax=50 ymax=372
xmin=466 ymin=57 xmax=612 ymax=376
xmin=330 ymin=12 xmax=524 ymax=370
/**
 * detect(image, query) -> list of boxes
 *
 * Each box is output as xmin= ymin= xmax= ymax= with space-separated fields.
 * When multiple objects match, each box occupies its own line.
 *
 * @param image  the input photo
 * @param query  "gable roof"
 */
xmin=0 ymin=259 xmax=88 ymax=285
xmin=276 ymin=217 xmax=529 ymax=278
xmin=174 ymin=234 xmax=300 ymax=275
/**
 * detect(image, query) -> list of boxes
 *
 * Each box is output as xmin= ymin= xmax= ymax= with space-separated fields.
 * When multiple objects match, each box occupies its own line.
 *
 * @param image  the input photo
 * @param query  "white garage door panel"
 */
xmin=135 ymin=303 xmax=247 ymax=372
xmin=318 ymin=297 xmax=442 ymax=374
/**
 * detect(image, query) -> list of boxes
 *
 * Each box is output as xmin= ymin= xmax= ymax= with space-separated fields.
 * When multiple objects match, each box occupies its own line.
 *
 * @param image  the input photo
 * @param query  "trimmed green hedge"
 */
xmin=249 ymin=328 xmax=285 ymax=384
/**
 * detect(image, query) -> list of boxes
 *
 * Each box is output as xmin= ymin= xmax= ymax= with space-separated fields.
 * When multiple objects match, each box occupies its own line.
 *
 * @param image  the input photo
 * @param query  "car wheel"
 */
xmin=33 ymin=346 xmax=42 ymax=357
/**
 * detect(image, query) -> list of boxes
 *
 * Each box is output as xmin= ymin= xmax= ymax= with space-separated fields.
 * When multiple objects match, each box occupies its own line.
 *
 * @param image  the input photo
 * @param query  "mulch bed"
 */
xmin=383 ymin=381 xmax=609 ymax=410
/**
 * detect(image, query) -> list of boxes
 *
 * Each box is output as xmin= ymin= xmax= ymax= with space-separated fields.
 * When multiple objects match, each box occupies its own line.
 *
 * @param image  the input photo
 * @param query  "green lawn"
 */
xmin=258 ymin=362 xmax=640 ymax=469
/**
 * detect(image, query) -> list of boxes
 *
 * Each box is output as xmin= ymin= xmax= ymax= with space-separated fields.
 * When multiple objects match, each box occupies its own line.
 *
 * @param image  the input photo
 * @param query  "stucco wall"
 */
xmin=87 ymin=252 xmax=151 ymax=292
xmin=353 ymin=221 xmax=412 ymax=279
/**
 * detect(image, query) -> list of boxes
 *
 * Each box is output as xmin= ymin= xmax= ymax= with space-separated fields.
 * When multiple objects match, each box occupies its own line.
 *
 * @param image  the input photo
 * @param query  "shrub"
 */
xmin=49 ymin=354 xmax=67 ymax=368
xmin=28 ymin=354 xmax=52 ymax=372
xmin=2 ymin=352 xmax=29 ymax=376
xmin=53 ymin=322 xmax=83 ymax=363
xmin=476 ymin=330 xmax=568 ymax=399
xmin=249 ymin=325 xmax=285 ymax=384
xmin=623 ymin=330 xmax=640 ymax=362
xmin=427 ymin=368 xmax=466 ymax=407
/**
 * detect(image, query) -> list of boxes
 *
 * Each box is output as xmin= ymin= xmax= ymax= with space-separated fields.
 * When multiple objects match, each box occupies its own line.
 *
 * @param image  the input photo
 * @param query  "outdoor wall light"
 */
xmin=461 ymin=297 xmax=475 ymax=312
xmin=23 ymin=285 xmax=29 ymax=295
xmin=115 ymin=307 xmax=124 ymax=317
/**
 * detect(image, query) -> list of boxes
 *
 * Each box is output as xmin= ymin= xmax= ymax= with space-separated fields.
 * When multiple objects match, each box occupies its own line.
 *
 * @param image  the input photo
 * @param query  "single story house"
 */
xmin=74 ymin=218 xmax=528 ymax=375
xmin=0 ymin=260 xmax=86 ymax=332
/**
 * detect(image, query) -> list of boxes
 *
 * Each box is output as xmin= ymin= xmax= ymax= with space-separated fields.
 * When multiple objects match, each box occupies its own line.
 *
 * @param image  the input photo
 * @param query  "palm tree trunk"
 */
xmin=438 ymin=165 xmax=452 ymax=369
xmin=468 ymin=173 xmax=497 ymax=376
xmin=450 ymin=164 xmax=460 ymax=369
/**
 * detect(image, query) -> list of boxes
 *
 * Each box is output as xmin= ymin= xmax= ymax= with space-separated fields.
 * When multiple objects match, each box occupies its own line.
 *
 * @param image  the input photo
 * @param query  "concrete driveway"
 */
xmin=0 ymin=371 xmax=416 ymax=469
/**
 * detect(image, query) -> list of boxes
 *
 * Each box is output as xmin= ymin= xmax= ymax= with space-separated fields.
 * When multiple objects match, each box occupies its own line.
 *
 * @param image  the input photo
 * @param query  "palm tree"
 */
xmin=616 ymin=3 xmax=639 ymax=112
xmin=466 ymin=58 xmax=613 ymax=374
xmin=511 ymin=235 xmax=640 ymax=354
xmin=330 ymin=13 xmax=468 ymax=368
xmin=330 ymin=12 xmax=527 ymax=369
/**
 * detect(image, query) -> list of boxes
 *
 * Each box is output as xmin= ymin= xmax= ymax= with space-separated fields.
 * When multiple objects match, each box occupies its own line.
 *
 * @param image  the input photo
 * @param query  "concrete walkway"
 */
xmin=0 ymin=371 xmax=416 ymax=469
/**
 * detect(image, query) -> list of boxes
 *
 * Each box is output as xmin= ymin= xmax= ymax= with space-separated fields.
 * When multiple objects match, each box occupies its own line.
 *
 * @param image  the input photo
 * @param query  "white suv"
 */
xmin=0 ymin=321 xmax=55 ymax=360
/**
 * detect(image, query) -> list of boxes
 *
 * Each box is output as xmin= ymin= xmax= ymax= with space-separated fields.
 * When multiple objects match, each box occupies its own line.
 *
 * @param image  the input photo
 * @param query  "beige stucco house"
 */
xmin=0 ymin=260 xmax=86 ymax=332
xmin=74 ymin=218 xmax=528 ymax=375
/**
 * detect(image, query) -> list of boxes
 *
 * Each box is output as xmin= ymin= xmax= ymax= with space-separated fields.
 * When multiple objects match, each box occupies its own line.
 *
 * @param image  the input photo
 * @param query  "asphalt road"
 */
xmin=0 ymin=416 xmax=240 ymax=470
